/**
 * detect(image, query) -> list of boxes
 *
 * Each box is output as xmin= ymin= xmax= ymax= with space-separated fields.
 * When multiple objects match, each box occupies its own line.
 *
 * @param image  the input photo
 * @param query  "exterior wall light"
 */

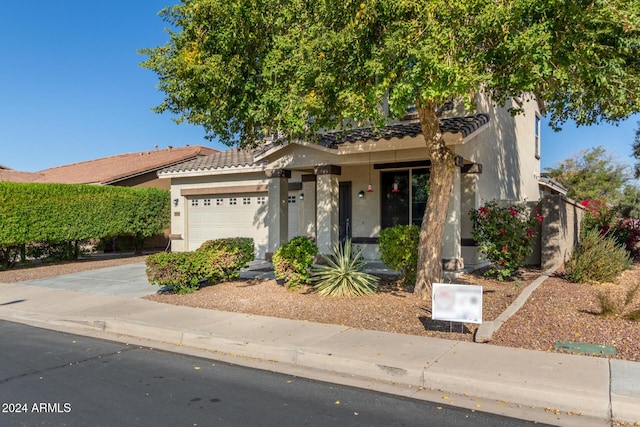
xmin=299 ymin=193 xmax=304 ymax=200
xmin=173 ymin=198 xmax=179 ymax=206
xmin=358 ymin=191 xmax=365 ymax=198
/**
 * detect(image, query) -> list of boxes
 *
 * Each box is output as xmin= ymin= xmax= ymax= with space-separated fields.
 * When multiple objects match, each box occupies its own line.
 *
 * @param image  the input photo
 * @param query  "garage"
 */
xmin=186 ymin=191 xmax=300 ymax=258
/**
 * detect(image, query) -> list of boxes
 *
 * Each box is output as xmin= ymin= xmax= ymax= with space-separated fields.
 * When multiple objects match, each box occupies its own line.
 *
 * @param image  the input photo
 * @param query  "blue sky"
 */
xmin=1 ymin=1 xmax=639 ymax=174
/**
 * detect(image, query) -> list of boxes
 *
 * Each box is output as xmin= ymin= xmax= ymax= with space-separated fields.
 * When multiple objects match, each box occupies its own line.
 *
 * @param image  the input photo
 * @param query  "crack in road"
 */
xmin=0 ymin=346 xmax=138 ymax=385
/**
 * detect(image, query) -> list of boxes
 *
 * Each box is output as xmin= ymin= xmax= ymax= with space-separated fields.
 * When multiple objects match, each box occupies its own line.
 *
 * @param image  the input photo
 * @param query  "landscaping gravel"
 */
xmin=1 ymin=255 xmax=638 ymax=361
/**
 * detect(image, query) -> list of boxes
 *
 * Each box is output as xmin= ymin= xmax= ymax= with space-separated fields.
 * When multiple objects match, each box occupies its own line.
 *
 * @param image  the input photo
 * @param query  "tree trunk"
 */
xmin=134 ymin=235 xmax=144 ymax=256
xmin=413 ymin=101 xmax=457 ymax=300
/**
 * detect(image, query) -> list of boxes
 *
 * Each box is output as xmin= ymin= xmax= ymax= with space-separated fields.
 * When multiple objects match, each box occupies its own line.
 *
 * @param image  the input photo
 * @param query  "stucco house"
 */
xmin=159 ymin=96 xmax=542 ymax=274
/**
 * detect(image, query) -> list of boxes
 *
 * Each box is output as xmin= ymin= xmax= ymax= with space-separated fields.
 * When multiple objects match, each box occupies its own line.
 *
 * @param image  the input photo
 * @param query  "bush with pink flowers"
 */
xmin=580 ymin=198 xmax=640 ymax=258
xmin=470 ymin=201 xmax=542 ymax=281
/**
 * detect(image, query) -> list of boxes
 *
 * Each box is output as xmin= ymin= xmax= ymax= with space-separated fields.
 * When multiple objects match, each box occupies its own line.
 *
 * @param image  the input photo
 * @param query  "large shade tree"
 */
xmin=142 ymin=0 xmax=640 ymax=299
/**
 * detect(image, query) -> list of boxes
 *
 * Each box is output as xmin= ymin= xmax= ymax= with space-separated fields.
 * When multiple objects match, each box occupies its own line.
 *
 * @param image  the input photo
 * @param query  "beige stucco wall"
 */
xmin=452 ymin=95 xmax=541 ymax=269
xmin=163 ymin=94 xmax=542 ymax=266
xmin=454 ymin=95 xmax=541 ymax=204
xmin=540 ymin=195 xmax=584 ymax=270
xmin=337 ymin=164 xmax=382 ymax=259
xmin=164 ymin=171 xmax=270 ymax=253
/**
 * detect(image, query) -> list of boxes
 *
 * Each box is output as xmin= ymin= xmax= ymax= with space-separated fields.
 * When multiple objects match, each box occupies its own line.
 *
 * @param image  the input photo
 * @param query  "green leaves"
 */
xmin=545 ymin=146 xmax=631 ymax=204
xmin=379 ymin=225 xmax=420 ymax=289
xmin=146 ymin=237 xmax=255 ymax=293
xmin=0 ymin=182 xmax=169 ymax=249
xmin=470 ymin=201 xmax=540 ymax=281
xmin=273 ymin=236 xmax=318 ymax=291
xmin=312 ymin=239 xmax=379 ymax=297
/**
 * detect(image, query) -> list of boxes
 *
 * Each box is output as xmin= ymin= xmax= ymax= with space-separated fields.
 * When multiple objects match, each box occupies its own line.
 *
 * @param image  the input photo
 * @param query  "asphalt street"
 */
xmin=0 ymin=320 xmax=549 ymax=427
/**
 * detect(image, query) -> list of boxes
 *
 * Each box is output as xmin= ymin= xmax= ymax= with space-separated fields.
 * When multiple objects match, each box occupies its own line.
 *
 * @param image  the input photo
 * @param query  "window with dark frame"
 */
xmin=380 ymin=168 xmax=430 ymax=229
xmin=535 ymin=114 xmax=541 ymax=159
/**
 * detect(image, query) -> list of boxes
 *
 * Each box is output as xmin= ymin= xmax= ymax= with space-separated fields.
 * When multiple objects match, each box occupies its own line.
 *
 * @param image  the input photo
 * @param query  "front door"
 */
xmin=339 ymin=182 xmax=352 ymax=242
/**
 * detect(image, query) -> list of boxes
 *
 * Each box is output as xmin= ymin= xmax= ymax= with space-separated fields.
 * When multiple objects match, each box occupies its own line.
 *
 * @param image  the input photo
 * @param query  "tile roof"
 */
xmin=2 ymin=145 xmax=218 ymax=185
xmin=159 ymin=114 xmax=490 ymax=175
xmin=159 ymin=148 xmax=260 ymax=174
xmin=318 ymin=114 xmax=490 ymax=148
xmin=0 ymin=167 xmax=43 ymax=183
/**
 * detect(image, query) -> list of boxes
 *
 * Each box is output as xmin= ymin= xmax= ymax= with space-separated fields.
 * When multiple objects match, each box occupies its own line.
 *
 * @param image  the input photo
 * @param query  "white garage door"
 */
xmin=187 ymin=192 xmax=300 ymax=259
xmin=187 ymin=193 xmax=268 ymax=257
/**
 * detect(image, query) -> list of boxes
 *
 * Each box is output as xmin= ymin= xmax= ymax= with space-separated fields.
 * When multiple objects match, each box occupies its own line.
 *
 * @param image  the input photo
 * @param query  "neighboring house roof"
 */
xmin=0 ymin=166 xmax=43 ymax=183
xmin=539 ymin=174 xmax=568 ymax=196
xmin=1 ymin=145 xmax=218 ymax=185
xmin=160 ymin=148 xmax=261 ymax=174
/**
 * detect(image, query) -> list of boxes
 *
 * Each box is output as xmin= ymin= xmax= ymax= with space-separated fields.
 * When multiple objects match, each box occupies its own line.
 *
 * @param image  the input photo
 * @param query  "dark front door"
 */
xmin=339 ymin=182 xmax=352 ymax=242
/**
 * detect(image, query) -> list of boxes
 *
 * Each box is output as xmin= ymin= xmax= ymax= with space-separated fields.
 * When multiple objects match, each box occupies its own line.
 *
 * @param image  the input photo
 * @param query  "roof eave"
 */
xmin=158 ymin=164 xmax=267 ymax=179
xmin=443 ymin=125 xmax=488 ymax=146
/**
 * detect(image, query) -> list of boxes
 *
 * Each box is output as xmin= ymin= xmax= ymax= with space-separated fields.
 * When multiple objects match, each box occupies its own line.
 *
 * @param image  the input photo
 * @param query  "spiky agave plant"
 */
xmin=312 ymin=239 xmax=379 ymax=297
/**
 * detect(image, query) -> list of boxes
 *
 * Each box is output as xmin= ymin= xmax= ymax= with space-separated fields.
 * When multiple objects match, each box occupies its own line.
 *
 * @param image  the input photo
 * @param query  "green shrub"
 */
xmin=146 ymin=237 xmax=255 ymax=294
xmin=198 ymin=237 xmax=254 ymax=257
xmin=0 ymin=182 xmax=170 ymax=263
xmin=197 ymin=237 xmax=255 ymax=281
xmin=469 ymin=201 xmax=541 ymax=281
xmin=378 ymin=225 xmax=420 ymax=289
xmin=312 ymin=239 xmax=379 ymax=297
xmin=146 ymin=251 xmax=209 ymax=294
xmin=565 ymin=229 xmax=631 ymax=283
xmin=273 ymin=236 xmax=318 ymax=291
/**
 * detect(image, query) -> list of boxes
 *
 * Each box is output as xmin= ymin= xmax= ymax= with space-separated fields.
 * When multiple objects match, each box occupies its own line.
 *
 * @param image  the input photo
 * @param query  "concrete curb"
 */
xmin=0 ymin=308 xmax=618 ymax=424
xmin=475 ymin=266 xmax=558 ymax=343
xmin=2 ymin=263 xmax=639 ymax=426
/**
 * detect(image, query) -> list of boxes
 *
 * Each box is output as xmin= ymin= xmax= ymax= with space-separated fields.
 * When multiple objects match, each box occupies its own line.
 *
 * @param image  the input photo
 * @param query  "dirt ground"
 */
xmin=2 ymin=254 xmax=638 ymax=361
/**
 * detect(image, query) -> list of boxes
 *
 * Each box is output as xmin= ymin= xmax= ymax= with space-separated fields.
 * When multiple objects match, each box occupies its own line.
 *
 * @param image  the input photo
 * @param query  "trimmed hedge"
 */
xmin=146 ymin=237 xmax=255 ymax=294
xmin=0 ymin=182 xmax=169 ymax=266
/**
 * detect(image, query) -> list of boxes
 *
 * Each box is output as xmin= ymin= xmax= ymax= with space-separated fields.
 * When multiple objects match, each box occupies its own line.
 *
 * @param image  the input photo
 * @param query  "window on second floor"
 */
xmin=535 ymin=114 xmax=541 ymax=160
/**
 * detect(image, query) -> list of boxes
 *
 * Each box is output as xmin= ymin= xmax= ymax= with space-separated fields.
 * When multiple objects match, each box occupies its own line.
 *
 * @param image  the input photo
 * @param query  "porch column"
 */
xmin=301 ymin=174 xmax=317 ymax=239
xmin=266 ymin=169 xmax=291 ymax=259
xmin=461 ymin=164 xmax=482 ymax=269
xmin=315 ymin=165 xmax=341 ymax=254
xmin=443 ymin=167 xmax=463 ymax=273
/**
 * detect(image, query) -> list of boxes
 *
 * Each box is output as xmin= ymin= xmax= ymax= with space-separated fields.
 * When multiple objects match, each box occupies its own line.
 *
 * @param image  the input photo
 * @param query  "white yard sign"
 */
xmin=432 ymin=283 xmax=483 ymax=324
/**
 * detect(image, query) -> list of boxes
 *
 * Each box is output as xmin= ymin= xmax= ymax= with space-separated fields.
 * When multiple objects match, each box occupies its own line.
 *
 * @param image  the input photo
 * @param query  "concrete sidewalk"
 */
xmin=0 ymin=262 xmax=638 ymax=426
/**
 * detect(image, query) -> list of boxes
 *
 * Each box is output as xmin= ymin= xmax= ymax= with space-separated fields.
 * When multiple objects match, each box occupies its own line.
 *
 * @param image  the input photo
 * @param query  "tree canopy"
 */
xmin=545 ymin=146 xmax=631 ymax=202
xmin=142 ymin=0 xmax=640 ymax=142
xmin=545 ymin=146 xmax=640 ymax=218
xmin=142 ymin=0 xmax=640 ymax=298
xmin=633 ymin=121 xmax=640 ymax=178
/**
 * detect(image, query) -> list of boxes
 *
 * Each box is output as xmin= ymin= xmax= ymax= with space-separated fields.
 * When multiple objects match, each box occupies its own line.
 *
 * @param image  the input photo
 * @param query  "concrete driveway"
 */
xmin=17 ymin=262 xmax=154 ymax=298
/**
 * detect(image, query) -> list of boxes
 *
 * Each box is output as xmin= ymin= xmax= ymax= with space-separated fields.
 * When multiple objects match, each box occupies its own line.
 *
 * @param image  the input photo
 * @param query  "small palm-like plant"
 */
xmin=312 ymin=239 xmax=379 ymax=297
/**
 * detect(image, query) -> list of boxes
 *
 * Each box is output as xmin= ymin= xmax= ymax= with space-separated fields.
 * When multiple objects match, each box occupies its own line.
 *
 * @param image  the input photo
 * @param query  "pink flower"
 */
xmin=527 ymin=228 xmax=534 ymax=237
xmin=509 ymin=207 xmax=519 ymax=217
